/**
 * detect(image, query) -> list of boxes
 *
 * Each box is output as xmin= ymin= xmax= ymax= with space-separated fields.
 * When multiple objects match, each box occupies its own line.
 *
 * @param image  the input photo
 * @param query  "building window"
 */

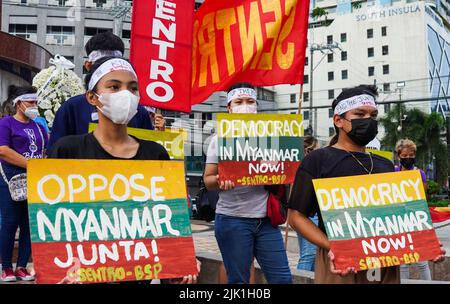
xmin=305 ymin=56 xmax=308 ymax=66
xmin=290 ymin=94 xmax=296 ymax=103
xmin=122 ymin=30 xmax=131 ymax=39
xmin=329 ymin=127 xmax=335 ymax=137
xmin=384 ymin=104 xmax=391 ymax=113
xmin=329 ymin=108 xmax=334 ymax=118
xmin=367 ymin=28 xmax=373 ymax=39
xmin=382 ymin=26 xmax=387 ymax=36
xmin=328 ymin=72 xmax=334 ymax=81
xmin=46 ymin=26 xmax=75 ymax=46
xmin=341 ymin=70 xmax=348 ymax=80
xmin=368 ymin=66 xmax=375 ymax=76
xmin=340 ymin=33 xmax=347 ymax=43
xmin=327 ymin=35 xmax=333 ymax=44
xmin=304 ymin=74 xmax=309 ymax=84
xmin=382 ymin=45 xmax=389 ymax=55
xmin=256 ymin=87 xmax=275 ymax=102
xmin=93 ymin=0 xmax=108 ymax=8
xmin=368 ymin=47 xmax=374 ymax=57
xmin=303 ymin=110 xmax=310 ymax=120
xmin=341 ymin=51 xmax=347 ymax=61
xmin=383 ymin=83 xmax=390 ymax=92
xmin=8 ymin=24 xmax=37 ymax=40
xmin=85 ymin=27 xmax=110 ymax=36
xmin=303 ymin=92 xmax=309 ymax=102
xmin=328 ymin=89 xmax=335 ymax=99
xmin=327 ymin=53 xmax=334 ymax=63
xmin=383 ymin=64 xmax=390 ymax=74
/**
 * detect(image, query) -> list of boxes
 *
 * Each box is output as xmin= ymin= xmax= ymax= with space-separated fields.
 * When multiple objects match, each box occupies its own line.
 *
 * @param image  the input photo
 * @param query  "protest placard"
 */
xmin=217 ymin=113 xmax=304 ymax=186
xmin=88 ymin=123 xmax=186 ymax=160
xmin=367 ymin=149 xmax=393 ymax=162
xmin=27 ymin=160 xmax=197 ymax=284
xmin=312 ymin=170 xmax=442 ymax=271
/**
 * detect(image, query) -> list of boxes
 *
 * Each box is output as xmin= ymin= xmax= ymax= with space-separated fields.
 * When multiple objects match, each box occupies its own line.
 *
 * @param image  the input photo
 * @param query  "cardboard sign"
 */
xmin=27 ymin=160 xmax=197 ymax=284
xmin=88 ymin=123 xmax=186 ymax=160
xmin=191 ymin=0 xmax=310 ymax=104
xmin=130 ymin=0 xmax=194 ymax=112
xmin=313 ymin=170 xmax=442 ymax=271
xmin=367 ymin=149 xmax=393 ymax=162
xmin=217 ymin=113 xmax=304 ymax=186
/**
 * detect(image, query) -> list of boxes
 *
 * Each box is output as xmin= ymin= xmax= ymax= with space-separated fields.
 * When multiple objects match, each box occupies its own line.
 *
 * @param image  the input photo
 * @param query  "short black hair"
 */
xmin=227 ymin=82 xmax=255 ymax=93
xmin=84 ymin=56 xmax=134 ymax=91
xmin=8 ymin=85 xmax=37 ymax=104
xmin=329 ymin=84 xmax=378 ymax=146
xmin=85 ymin=31 xmax=125 ymax=56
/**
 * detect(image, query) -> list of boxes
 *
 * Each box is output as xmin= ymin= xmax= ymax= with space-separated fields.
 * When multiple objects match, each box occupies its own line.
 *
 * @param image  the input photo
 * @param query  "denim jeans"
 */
xmin=214 ymin=214 xmax=292 ymax=284
xmin=400 ymin=262 xmax=432 ymax=280
xmin=0 ymin=163 xmax=31 ymax=269
xmin=297 ymin=214 xmax=318 ymax=271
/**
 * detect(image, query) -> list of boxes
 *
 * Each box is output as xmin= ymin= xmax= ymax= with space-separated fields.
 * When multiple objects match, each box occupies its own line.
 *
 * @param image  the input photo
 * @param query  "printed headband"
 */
xmin=334 ymin=94 xmax=377 ymax=115
xmin=88 ymin=50 xmax=123 ymax=62
xmin=227 ymin=88 xmax=257 ymax=104
xmin=12 ymin=93 xmax=38 ymax=106
xmin=88 ymin=58 xmax=137 ymax=91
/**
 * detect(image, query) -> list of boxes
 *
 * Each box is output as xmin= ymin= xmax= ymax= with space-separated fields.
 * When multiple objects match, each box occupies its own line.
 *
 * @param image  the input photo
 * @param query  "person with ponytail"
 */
xmin=287 ymin=84 xmax=445 ymax=283
xmin=0 ymin=85 xmax=48 ymax=282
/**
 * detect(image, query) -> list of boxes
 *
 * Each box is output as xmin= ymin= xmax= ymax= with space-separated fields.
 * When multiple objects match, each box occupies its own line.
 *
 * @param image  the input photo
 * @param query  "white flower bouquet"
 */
xmin=32 ymin=55 xmax=84 ymax=128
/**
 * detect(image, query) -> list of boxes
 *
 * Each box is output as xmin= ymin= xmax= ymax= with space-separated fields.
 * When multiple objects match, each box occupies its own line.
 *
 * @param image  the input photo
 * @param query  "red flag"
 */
xmin=130 ymin=0 xmax=194 ymax=112
xmin=191 ymin=0 xmax=310 ymax=105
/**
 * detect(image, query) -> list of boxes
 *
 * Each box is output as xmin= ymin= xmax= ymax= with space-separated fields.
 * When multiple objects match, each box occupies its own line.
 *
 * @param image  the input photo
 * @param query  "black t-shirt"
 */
xmin=288 ymin=146 xmax=394 ymax=234
xmin=49 ymin=133 xmax=170 ymax=160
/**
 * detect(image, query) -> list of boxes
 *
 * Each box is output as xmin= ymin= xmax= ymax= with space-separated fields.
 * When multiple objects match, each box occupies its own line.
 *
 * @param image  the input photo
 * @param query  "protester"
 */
xmin=296 ymin=135 xmax=320 ymax=271
xmin=0 ymin=85 xmax=48 ymax=282
xmin=47 ymin=31 xmax=164 ymax=152
xmin=144 ymin=106 xmax=166 ymax=131
xmin=395 ymin=138 xmax=432 ymax=280
xmin=287 ymin=84 xmax=445 ymax=284
xmin=49 ymin=56 xmax=199 ymax=284
xmin=204 ymin=82 xmax=292 ymax=284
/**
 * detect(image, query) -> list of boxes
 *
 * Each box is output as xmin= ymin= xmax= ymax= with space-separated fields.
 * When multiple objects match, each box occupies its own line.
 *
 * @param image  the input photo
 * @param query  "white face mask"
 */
xmin=96 ymin=90 xmax=139 ymax=125
xmin=24 ymin=106 xmax=40 ymax=120
xmin=231 ymin=104 xmax=257 ymax=114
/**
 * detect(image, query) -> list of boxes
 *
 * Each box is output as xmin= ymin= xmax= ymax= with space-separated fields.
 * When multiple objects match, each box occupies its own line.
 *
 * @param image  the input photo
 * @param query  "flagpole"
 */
xmin=284 ymin=84 xmax=304 ymax=249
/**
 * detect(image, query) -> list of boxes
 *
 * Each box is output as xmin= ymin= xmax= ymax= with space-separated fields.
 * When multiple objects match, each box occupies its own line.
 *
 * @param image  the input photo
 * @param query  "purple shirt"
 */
xmin=394 ymin=165 xmax=427 ymax=183
xmin=0 ymin=116 xmax=48 ymax=164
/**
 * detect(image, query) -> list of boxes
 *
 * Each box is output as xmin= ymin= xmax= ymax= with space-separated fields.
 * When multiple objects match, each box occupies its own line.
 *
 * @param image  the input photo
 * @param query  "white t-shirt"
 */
xmin=206 ymin=135 xmax=268 ymax=218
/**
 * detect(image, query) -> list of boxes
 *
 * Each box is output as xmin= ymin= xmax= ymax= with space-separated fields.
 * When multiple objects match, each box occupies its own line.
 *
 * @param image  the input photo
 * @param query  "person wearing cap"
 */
xmin=49 ymin=56 xmax=200 ymax=284
xmin=287 ymin=85 xmax=446 ymax=283
xmin=0 ymin=85 xmax=48 ymax=282
xmin=47 ymin=32 xmax=165 ymax=153
xmin=203 ymin=82 xmax=292 ymax=284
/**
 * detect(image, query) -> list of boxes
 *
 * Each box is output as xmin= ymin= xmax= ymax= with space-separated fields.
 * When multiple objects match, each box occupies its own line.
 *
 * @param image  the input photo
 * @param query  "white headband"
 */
xmin=88 ymin=58 xmax=137 ymax=91
xmin=88 ymin=50 xmax=123 ymax=62
xmin=144 ymin=106 xmax=156 ymax=113
xmin=227 ymin=88 xmax=257 ymax=104
xmin=12 ymin=93 xmax=38 ymax=106
xmin=334 ymin=94 xmax=377 ymax=115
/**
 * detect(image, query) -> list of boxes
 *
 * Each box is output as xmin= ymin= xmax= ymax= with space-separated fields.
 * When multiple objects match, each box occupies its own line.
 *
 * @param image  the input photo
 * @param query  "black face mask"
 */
xmin=400 ymin=157 xmax=415 ymax=170
xmin=344 ymin=118 xmax=378 ymax=147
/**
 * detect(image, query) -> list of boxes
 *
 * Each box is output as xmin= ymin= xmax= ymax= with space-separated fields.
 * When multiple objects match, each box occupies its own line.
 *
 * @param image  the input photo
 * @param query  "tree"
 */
xmin=311 ymin=7 xmax=328 ymax=21
xmin=380 ymin=105 xmax=449 ymax=186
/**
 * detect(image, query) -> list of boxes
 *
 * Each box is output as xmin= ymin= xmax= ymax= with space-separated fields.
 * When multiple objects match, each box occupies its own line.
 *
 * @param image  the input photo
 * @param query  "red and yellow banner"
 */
xmin=27 ymin=160 xmax=197 ymax=284
xmin=191 ymin=0 xmax=310 ymax=104
xmin=313 ymin=171 xmax=442 ymax=271
xmin=130 ymin=0 xmax=194 ymax=112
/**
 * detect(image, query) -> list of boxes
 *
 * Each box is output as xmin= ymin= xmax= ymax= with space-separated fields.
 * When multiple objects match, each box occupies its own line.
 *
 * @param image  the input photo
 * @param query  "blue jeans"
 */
xmin=214 ymin=214 xmax=292 ymax=284
xmin=297 ymin=214 xmax=318 ymax=271
xmin=0 ymin=163 xmax=31 ymax=269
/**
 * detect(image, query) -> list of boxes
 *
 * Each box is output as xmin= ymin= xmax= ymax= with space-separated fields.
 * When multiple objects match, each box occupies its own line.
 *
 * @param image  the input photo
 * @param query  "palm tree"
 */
xmin=380 ymin=105 xmax=449 ymax=186
xmin=311 ymin=7 xmax=328 ymax=21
